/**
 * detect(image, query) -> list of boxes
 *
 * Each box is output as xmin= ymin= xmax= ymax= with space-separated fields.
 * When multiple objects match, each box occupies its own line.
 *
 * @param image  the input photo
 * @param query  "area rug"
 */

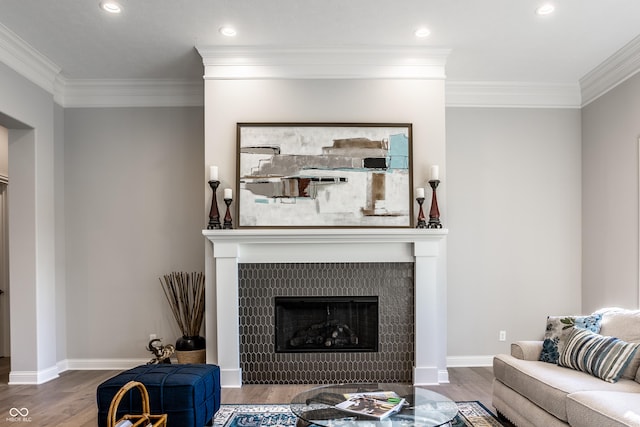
xmin=213 ymin=401 xmax=504 ymax=427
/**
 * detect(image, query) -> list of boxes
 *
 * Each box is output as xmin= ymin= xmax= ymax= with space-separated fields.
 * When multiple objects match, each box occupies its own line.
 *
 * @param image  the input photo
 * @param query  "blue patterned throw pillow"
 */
xmin=539 ymin=314 xmax=602 ymax=364
xmin=559 ymin=327 xmax=640 ymax=383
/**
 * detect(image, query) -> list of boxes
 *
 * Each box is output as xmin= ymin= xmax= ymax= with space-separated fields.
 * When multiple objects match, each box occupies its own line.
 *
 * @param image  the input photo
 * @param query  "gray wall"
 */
xmin=59 ymin=88 xmax=587 ymax=364
xmin=202 ymin=79 xmax=448 ymax=363
xmin=64 ymin=107 xmax=205 ymax=359
xmin=582 ymin=73 xmax=640 ymax=312
xmin=1 ymin=61 xmax=60 ymax=380
xmin=6 ymin=56 xmax=636 ymax=367
xmin=446 ymin=107 xmax=583 ymax=359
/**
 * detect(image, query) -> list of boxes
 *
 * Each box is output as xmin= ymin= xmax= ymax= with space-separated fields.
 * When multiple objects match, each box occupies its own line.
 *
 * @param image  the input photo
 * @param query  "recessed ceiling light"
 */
xmin=415 ymin=27 xmax=431 ymax=38
xmin=536 ymin=4 xmax=555 ymax=15
xmin=99 ymin=1 xmax=122 ymax=14
xmin=219 ymin=26 xmax=237 ymax=37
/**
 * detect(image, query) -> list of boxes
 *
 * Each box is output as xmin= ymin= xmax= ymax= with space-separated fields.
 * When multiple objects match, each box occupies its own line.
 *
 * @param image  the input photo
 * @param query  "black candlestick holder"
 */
xmin=223 ymin=198 xmax=233 ymax=229
xmin=207 ymin=180 xmax=222 ymax=229
xmin=427 ymin=180 xmax=442 ymax=229
xmin=416 ymin=197 xmax=427 ymax=228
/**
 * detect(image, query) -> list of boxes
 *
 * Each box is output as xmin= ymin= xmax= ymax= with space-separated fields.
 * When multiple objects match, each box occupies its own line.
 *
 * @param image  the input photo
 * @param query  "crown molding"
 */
xmin=580 ymin=34 xmax=640 ymax=107
xmin=196 ymin=45 xmax=451 ymax=80
xmin=0 ymin=23 xmax=203 ymax=108
xmin=0 ymin=23 xmax=61 ymax=94
xmin=446 ymin=81 xmax=581 ymax=108
xmin=58 ymin=78 xmax=204 ymax=108
xmin=2 ymin=21 xmax=634 ymax=110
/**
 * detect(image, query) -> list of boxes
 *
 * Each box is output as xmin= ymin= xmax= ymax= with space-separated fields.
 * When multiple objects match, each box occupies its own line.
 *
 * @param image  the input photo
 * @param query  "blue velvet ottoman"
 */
xmin=97 ymin=364 xmax=221 ymax=427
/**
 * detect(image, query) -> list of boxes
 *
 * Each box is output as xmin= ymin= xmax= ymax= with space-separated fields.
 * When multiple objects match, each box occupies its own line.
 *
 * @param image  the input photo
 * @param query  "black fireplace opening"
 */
xmin=274 ymin=296 xmax=379 ymax=353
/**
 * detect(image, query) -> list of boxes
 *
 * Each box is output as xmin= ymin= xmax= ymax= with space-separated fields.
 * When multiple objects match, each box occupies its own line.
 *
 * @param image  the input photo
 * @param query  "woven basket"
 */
xmin=176 ymin=349 xmax=206 ymax=364
xmin=107 ymin=380 xmax=167 ymax=427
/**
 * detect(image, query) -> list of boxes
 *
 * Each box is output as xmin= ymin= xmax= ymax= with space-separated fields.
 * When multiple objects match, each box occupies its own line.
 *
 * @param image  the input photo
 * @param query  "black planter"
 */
xmin=175 ymin=335 xmax=206 ymax=351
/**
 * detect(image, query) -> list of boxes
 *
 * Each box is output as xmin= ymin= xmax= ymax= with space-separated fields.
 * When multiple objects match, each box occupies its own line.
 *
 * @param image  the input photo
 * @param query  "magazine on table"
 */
xmin=334 ymin=391 xmax=406 ymax=420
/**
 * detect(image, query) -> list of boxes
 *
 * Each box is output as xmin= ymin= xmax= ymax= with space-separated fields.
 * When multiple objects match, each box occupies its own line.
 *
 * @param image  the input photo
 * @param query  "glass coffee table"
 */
xmin=290 ymin=383 xmax=459 ymax=426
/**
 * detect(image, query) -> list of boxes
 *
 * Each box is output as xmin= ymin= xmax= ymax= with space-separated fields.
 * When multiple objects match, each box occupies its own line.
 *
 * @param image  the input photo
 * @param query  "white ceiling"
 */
xmin=1 ymin=0 xmax=640 ymax=86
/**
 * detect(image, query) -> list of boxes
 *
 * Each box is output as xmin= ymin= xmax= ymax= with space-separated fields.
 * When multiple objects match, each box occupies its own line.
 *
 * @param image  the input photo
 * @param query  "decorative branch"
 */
xmin=159 ymin=272 xmax=205 ymax=337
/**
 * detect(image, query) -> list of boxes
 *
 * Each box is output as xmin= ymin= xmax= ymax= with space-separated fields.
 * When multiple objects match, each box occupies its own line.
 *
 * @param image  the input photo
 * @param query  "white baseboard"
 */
xmin=220 ymin=368 xmax=243 ymax=388
xmin=438 ymin=369 xmax=450 ymax=384
xmin=413 ymin=366 xmax=440 ymax=386
xmin=447 ymin=355 xmax=494 ymax=367
xmin=61 ymin=358 xmax=151 ymax=371
xmin=9 ymin=358 xmax=163 ymax=384
xmin=8 ymin=356 xmax=493 ymax=385
xmin=8 ymin=365 xmax=59 ymax=385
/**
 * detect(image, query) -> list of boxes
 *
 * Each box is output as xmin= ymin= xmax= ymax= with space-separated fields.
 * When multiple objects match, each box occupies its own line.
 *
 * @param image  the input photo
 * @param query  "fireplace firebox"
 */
xmin=275 ymin=296 xmax=379 ymax=353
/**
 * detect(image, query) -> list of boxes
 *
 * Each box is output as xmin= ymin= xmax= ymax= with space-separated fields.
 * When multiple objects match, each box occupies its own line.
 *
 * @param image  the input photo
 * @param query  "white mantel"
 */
xmin=203 ymin=228 xmax=448 ymax=388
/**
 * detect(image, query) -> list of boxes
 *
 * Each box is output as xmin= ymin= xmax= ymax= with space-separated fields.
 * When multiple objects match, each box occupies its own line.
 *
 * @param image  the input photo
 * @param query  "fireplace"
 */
xmin=203 ymin=228 xmax=448 ymax=388
xmin=275 ymin=296 xmax=379 ymax=353
xmin=238 ymin=262 xmax=412 ymax=384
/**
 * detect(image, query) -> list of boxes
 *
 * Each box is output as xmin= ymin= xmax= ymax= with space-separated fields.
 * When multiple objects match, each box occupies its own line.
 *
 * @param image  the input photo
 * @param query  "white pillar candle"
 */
xmin=209 ymin=165 xmax=219 ymax=181
xmin=415 ymin=187 xmax=425 ymax=199
xmin=430 ymin=165 xmax=439 ymax=181
xmin=224 ymin=188 xmax=232 ymax=199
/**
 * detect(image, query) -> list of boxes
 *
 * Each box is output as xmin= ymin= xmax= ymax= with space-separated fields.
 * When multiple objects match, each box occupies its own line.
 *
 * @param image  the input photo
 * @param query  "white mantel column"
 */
xmin=413 ymin=239 xmax=448 ymax=385
xmin=211 ymin=241 xmax=242 ymax=388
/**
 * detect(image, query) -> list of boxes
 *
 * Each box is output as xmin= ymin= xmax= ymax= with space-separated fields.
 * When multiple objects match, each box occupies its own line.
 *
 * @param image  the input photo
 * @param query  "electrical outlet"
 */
xmin=149 ymin=333 xmax=157 ymax=341
xmin=499 ymin=330 xmax=506 ymax=342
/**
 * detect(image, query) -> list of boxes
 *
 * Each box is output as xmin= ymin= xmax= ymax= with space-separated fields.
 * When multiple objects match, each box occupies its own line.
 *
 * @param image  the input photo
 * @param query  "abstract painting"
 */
xmin=237 ymin=123 xmax=413 ymax=228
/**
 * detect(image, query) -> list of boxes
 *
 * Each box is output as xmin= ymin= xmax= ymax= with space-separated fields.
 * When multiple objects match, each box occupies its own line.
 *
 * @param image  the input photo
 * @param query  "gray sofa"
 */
xmin=493 ymin=308 xmax=640 ymax=427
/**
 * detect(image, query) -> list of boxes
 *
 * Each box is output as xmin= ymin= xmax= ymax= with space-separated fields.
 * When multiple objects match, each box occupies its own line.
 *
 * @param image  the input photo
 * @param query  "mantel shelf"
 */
xmin=202 ymin=228 xmax=448 ymax=245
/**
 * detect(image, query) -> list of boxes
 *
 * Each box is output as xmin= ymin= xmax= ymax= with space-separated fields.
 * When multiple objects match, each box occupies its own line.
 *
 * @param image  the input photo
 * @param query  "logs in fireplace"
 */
xmin=274 ymin=296 xmax=379 ymax=353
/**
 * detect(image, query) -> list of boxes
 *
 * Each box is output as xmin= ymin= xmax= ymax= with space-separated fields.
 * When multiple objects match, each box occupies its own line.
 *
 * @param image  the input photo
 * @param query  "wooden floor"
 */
xmin=0 ymin=358 xmax=497 ymax=427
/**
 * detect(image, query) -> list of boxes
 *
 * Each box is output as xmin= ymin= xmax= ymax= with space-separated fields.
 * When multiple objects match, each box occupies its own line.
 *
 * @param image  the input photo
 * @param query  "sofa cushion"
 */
xmin=493 ymin=379 xmax=570 ymax=427
xmin=596 ymin=307 xmax=640 ymax=380
xmin=559 ymin=327 xmax=640 ymax=383
xmin=494 ymin=354 xmax=640 ymax=422
xmin=540 ymin=314 xmax=602 ymax=364
xmin=567 ymin=391 xmax=640 ymax=427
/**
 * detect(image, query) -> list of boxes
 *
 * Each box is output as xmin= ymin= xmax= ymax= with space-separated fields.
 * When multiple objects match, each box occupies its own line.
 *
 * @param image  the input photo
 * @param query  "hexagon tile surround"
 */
xmin=238 ymin=262 xmax=415 ymax=384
